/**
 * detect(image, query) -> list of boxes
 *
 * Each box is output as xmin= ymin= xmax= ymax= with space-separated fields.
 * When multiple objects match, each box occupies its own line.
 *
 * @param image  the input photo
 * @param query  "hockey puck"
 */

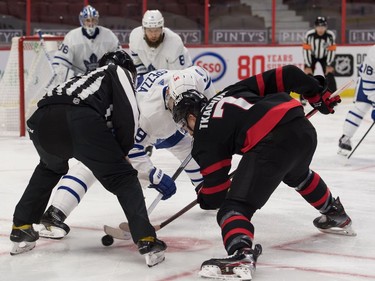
xmin=101 ymin=235 xmax=114 ymax=246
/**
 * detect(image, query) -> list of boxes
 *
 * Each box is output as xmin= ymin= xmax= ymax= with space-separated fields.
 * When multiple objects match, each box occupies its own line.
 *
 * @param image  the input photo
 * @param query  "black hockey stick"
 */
xmin=151 ymin=169 xmax=237 ymax=231
xmin=347 ymin=121 xmax=374 ymax=159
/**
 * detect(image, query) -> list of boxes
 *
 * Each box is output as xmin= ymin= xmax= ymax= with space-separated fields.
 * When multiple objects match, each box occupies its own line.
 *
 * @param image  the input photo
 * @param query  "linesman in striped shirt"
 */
xmin=303 ymin=16 xmax=337 ymax=94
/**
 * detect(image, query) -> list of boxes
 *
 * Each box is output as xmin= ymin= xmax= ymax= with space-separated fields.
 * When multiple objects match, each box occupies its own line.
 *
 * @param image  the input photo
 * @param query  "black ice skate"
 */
xmin=137 ymin=236 xmax=167 ymax=267
xmin=313 ymin=197 xmax=356 ymax=236
xmin=198 ymin=244 xmax=262 ymax=281
xmin=10 ymin=224 xmax=39 ymax=255
xmin=338 ymin=135 xmax=352 ymax=156
xmin=39 ymin=205 xmax=70 ymax=239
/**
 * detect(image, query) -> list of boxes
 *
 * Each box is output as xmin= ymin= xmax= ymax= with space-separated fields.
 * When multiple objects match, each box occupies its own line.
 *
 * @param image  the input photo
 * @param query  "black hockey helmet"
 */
xmin=99 ymin=50 xmax=137 ymax=83
xmin=172 ymin=89 xmax=208 ymax=126
xmin=314 ymin=16 xmax=327 ymax=27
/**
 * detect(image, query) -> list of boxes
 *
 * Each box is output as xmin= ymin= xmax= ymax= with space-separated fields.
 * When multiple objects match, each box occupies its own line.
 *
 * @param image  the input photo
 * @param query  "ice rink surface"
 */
xmin=0 ymin=99 xmax=374 ymax=281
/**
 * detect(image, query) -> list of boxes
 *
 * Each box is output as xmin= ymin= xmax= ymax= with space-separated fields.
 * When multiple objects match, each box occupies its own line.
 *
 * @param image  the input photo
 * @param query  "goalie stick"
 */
xmin=36 ymin=30 xmax=58 ymax=90
xmin=102 ymin=153 xmax=193 ymax=243
xmin=305 ymin=79 xmax=355 ymax=119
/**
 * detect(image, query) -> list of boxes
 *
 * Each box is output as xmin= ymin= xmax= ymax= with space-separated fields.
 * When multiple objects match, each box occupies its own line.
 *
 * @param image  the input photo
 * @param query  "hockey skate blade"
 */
xmin=144 ymin=250 xmax=165 ymax=267
xmin=103 ymin=225 xmax=132 ymax=240
xmin=317 ymin=224 xmax=357 ymax=236
xmin=39 ymin=225 xmax=67 ymax=239
xmin=199 ymin=265 xmax=253 ymax=280
xmin=10 ymin=241 xmax=36 ymax=256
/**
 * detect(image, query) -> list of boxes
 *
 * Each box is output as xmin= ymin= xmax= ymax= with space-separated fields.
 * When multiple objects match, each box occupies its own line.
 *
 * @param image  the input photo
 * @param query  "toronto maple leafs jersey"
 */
xmin=358 ymin=44 xmax=375 ymax=102
xmin=129 ymin=27 xmax=192 ymax=74
xmin=128 ymin=66 xmax=216 ymax=182
xmin=52 ymin=27 xmax=120 ymax=76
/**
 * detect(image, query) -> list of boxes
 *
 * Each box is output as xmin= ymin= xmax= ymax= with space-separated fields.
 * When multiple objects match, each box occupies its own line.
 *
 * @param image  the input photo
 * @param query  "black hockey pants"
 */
xmin=13 ymin=105 xmax=155 ymax=243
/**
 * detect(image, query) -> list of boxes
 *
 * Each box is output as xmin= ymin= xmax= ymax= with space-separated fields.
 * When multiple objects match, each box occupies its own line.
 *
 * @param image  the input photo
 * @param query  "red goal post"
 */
xmin=0 ymin=35 xmax=64 ymax=136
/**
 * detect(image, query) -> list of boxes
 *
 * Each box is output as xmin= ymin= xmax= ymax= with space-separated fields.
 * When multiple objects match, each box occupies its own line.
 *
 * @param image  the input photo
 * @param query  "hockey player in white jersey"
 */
xmin=338 ymin=44 xmax=375 ymax=155
xmin=51 ymin=5 xmax=120 ymax=85
xmin=38 ymin=66 xmax=216 ymax=239
xmin=129 ymin=10 xmax=192 ymax=75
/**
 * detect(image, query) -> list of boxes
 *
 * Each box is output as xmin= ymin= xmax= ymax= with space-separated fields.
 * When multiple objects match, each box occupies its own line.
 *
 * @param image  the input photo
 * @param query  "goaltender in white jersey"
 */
xmin=51 ymin=5 xmax=120 ymax=85
xmin=129 ymin=10 xmax=192 ymax=75
xmin=38 ymin=66 xmax=216 ymax=239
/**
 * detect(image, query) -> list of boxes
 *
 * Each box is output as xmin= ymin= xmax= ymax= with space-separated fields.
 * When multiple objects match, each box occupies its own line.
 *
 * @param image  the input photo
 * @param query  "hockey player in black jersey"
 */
xmin=169 ymin=65 xmax=355 ymax=280
xmin=9 ymin=50 xmax=166 ymax=267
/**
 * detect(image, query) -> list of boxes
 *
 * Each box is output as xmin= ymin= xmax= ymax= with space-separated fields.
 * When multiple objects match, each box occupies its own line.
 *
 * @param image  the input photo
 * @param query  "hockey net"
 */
xmin=0 ymin=35 xmax=64 ymax=136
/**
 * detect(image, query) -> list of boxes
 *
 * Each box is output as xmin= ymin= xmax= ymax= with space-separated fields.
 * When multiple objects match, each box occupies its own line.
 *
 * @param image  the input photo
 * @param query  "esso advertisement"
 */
xmin=192 ymin=52 xmax=226 ymax=82
xmin=190 ymin=46 xmax=371 ymax=91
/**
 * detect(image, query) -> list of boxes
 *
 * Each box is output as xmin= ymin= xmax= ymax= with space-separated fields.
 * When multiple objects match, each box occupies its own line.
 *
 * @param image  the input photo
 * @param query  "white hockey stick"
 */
xmin=36 ymin=30 xmax=58 ymax=90
xmin=305 ymin=79 xmax=355 ymax=119
xmin=102 ymin=153 xmax=193 ymax=242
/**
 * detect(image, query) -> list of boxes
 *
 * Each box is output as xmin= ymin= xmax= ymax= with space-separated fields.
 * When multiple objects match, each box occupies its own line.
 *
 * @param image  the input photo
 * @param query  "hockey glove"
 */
xmin=304 ymin=75 xmax=341 ymax=114
xmin=149 ymin=167 xmax=176 ymax=200
xmin=197 ymin=189 xmax=227 ymax=210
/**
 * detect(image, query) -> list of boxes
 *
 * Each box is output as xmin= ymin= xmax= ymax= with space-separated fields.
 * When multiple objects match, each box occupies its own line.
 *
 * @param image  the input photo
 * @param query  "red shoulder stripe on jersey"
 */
xmin=223 ymin=228 xmax=254 ymax=244
xmin=276 ymin=67 xmax=285 ymax=92
xmin=221 ymin=215 xmax=248 ymax=229
xmin=201 ymin=159 xmax=231 ymax=176
xmin=311 ymin=188 xmax=331 ymax=208
xmin=241 ymin=99 xmax=301 ymax=153
xmin=298 ymin=172 xmax=320 ymax=196
xmin=256 ymin=73 xmax=265 ymax=96
xmin=201 ymin=179 xmax=231 ymax=194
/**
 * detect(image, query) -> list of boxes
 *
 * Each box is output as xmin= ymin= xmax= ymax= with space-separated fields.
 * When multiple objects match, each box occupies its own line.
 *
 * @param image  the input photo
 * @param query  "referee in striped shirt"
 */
xmin=302 ymin=16 xmax=337 ymax=96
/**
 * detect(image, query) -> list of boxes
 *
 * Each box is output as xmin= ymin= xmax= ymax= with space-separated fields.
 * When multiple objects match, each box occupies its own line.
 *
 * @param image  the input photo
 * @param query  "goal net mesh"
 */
xmin=0 ymin=36 xmax=64 ymax=136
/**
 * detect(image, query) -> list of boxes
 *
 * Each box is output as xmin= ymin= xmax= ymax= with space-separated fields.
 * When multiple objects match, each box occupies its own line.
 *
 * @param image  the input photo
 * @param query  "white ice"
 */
xmin=0 ymin=98 xmax=374 ymax=281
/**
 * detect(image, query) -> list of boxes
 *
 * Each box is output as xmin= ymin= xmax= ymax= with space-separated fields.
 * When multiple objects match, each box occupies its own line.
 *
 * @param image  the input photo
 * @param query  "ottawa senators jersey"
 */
xmin=191 ymin=65 xmax=323 ymax=195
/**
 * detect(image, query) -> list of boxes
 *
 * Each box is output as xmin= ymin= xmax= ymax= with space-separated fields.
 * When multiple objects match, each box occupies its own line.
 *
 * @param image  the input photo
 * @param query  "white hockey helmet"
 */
xmin=79 ymin=5 xmax=99 ymax=36
xmin=169 ymin=71 xmax=197 ymax=102
xmin=142 ymin=10 xmax=164 ymax=29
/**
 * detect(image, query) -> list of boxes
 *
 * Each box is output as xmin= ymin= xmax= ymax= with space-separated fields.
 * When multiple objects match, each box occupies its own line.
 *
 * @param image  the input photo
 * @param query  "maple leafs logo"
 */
xmin=84 ymin=54 xmax=99 ymax=72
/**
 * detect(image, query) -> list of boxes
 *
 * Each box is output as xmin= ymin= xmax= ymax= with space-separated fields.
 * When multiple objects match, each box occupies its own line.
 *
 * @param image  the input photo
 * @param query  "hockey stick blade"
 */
xmin=305 ymin=79 xmax=355 ymax=119
xmin=103 ymin=225 xmax=132 ymax=240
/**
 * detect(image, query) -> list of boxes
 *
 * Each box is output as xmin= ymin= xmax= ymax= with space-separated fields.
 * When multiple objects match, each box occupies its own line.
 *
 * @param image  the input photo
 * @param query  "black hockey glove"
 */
xmin=304 ymin=75 xmax=341 ymax=114
xmin=197 ymin=188 xmax=227 ymax=210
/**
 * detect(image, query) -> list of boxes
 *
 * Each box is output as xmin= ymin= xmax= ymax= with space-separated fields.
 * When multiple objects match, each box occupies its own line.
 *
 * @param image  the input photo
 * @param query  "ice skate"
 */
xmin=314 ymin=197 xmax=356 ymax=236
xmin=39 ymin=205 xmax=70 ymax=239
xmin=299 ymin=95 xmax=307 ymax=106
xmin=137 ymin=236 xmax=167 ymax=267
xmin=10 ymin=224 xmax=39 ymax=255
xmin=198 ymin=244 xmax=262 ymax=280
xmin=337 ymin=135 xmax=352 ymax=156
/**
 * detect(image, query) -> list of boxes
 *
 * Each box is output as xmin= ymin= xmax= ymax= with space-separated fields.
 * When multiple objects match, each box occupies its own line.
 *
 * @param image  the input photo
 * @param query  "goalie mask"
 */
xmin=171 ymin=89 xmax=208 ymax=129
xmin=99 ymin=50 xmax=137 ymax=86
xmin=79 ymin=5 xmax=99 ymax=36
